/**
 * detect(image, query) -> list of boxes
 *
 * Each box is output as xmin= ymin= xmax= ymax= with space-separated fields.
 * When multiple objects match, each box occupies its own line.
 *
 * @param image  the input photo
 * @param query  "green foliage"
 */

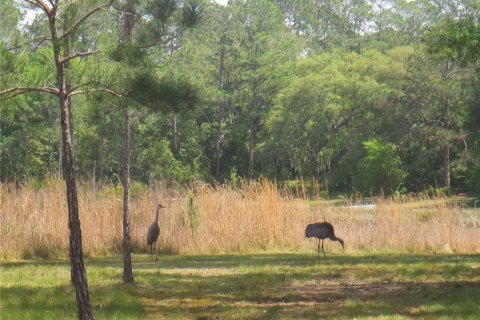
xmin=146 ymin=0 xmax=177 ymax=24
xmin=468 ymin=166 xmax=480 ymax=195
xmin=127 ymin=72 xmax=198 ymax=112
xmin=354 ymin=139 xmax=406 ymax=195
xmin=229 ymin=167 xmax=242 ymax=189
xmin=186 ymin=190 xmax=200 ymax=233
xmin=108 ymin=44 xmax=147 ymax=67
xmin=135 ymin=139 xmax=181 ymax=181
xmin=0 ymin=93 xmax=59 ymax=181
xmin=264 ymin=50 xmax=397 ymax=189
xmin=0 ymin=0 xmax=22 ymax=46
xmin=425 ymin=16 xmax=480 ymax=65
xmin=423 ymin=186 xmax=450 ymax=197
xmin=181 ymin=0 xmax=205 ymax=28
xmin=1 ymin=0 xmax=479 ymax=194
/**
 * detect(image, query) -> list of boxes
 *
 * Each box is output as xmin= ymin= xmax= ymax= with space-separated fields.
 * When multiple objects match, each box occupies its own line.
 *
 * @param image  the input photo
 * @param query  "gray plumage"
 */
xmin=147 ymin=203 xmax=166 ymax=260
xmin=305 ymin=222 xmax=344 ymax=258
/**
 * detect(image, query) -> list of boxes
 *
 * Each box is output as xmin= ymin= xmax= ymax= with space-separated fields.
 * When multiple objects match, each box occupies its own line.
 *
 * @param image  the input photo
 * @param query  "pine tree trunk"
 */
xmin=52 ymin=16 xmax=92 ymax=320
xmin=171 ymin=115 xmax=178 ymax=155
xmin=122 ymin=107 xmax=134 ymax=283
xmin=444 ymin=146 xmax=451 ymax=189
xmin=248 ymin=79 xmax=259 ymax=181
xmin=99 ymin=132 xmax=105 ymax=190
xmin=120 ymin=0 xmax=136 ymax=285
xmin=247 ymin=44 xmax=259 ymax=181
xmin=61 ymin=93 xmax=92 ymax=319
xmin=214 ymin=34 xmax=227 ymax=180
xmin=248 ymin=123 xmax=255 ymax=181
xmin=214 ymin=124 xmax=222 ymax=179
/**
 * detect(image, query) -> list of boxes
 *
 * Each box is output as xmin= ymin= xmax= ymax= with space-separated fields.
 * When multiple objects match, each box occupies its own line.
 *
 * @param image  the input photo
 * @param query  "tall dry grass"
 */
xmin=1 ymin=179 xmax=479 ymax=259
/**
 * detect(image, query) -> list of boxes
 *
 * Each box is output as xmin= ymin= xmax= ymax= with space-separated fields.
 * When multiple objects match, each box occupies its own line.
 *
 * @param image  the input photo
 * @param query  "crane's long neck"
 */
xmin=333 ymin=236 xmax=344 ymax=249
xmin=155 ymin=207 xmax=160 ymax=222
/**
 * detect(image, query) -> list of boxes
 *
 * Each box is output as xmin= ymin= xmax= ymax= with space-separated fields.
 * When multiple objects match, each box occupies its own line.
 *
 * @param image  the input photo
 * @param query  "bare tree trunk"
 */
xmin=50 ymin=13 xmax=92 ymax=320
xmin=214 ymin=122 xmax=223 ymax=179
xmin=99 ymin=131 xmax=105 ymax=189
xmin=61 ymin=95 xmax=92 ymax=320
xmin=247 ymin=44 xmax=259 ymax=181
xmin=171 ymin=115 xmax=178 ymax=155
xmin=444 ymin=146 xmax=451 ymax=188
xmin=53 ymin=43 xmax=92 ymax=320
xmin=122 ymin=107 xmax=134 ymax=283
xmin=214 ymin=33 xmax=227 ymax=180
xmin=120 ymin=0 xmax=136 ymax=284
xmin=248 ymin=79 xmax=259 ymax=181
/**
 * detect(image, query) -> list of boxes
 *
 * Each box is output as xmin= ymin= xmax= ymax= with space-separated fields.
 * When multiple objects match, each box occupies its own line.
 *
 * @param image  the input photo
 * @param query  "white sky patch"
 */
xmin=214 ymin=0 xmax=228 ymax=6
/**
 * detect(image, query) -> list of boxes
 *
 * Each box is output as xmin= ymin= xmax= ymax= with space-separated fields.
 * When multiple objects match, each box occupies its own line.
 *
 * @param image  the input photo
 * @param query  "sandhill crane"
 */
xmin=305 ymin=222 xmax=344 ymax=258
xmin=147 ymin=203 xmax=167 ymax=260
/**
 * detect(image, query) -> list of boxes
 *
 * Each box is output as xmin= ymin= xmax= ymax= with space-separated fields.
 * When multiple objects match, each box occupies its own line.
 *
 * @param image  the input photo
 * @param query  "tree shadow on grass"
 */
xmin=133 ymin=269 xmax=480 ymax=319
xmin=129 ymin=253 xmax=480 ymax=319
xmin=0 ymin=283 xmax=144 ymax=320
xmin=2 ymin=253 xmax=479 ymax=319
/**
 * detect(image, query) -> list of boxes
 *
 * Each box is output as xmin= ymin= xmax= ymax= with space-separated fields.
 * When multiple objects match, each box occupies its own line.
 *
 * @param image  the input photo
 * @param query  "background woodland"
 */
xmin=1 ymin=0 xmax=480 ymax=196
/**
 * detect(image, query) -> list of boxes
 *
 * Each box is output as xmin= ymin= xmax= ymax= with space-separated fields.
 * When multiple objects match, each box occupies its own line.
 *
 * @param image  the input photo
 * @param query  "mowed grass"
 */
xmin=1 ymin=253 xmax=479 ymax=319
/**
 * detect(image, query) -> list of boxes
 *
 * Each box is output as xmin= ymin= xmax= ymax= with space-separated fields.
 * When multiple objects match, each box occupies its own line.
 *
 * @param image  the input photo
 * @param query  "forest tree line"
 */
xmin=1 ymin=0 xmax=479 ymax=195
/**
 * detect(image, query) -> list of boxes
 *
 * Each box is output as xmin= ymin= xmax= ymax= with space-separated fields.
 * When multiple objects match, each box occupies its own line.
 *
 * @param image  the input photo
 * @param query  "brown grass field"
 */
xmin=1 ymin=179 xmax=479 ymax=259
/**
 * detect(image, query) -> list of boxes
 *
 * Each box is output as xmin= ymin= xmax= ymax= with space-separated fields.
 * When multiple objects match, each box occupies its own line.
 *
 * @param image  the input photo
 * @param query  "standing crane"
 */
xmin=305 ymin=222 xmax=344 ymax=258
xmin=147 ymin=203 xmax=167 ymax=260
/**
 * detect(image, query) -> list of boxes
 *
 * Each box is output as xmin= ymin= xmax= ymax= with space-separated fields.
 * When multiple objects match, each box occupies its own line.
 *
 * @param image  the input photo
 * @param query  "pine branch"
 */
xmin=58 ymin=0 xmax=114 ymax=41
xmin=69 ymin=88 xmax=122 ymax=98
xmin=60 ymin=50 xmax=100 ymax=64
xmin=3 ymin=36 xmax=51 ymax=52
xmin=26 ymin=0 xmax=51 ymax=13
xmin=0 ymin=86 xmax=59 ymax=100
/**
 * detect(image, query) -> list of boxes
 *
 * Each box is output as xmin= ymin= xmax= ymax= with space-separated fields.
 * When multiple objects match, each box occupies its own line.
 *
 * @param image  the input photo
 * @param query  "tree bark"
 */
xmin=444 ymin=146 xmax=451 ymax=188
xmin=61 ymin=93 xmax=92 ymax=320
xmin=247 ymin=43 xmax=260 ymax=181
xmin=50 ymin=10 xmax=93 ymax=320
xmin=99 ymin=131 xmax=105 ymax=189
xmin=214 ymin=121 xmax=223 ymax=179
xmin=171 ymin=115 xmax=178 ymax=155
xmin=120 ymin=0 xmax=136 ymax=284
xmin=248 ymin=78 xmax=259 ymax=181
xmin=214 ymin=33 xmax=227 ymax=180
xmin=122 ymin=107 xmax=134 ymax=283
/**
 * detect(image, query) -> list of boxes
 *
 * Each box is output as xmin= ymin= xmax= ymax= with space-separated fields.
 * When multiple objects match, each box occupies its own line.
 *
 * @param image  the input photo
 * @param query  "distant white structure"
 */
xmin=348 ymin=204 xmax=375 ymax=209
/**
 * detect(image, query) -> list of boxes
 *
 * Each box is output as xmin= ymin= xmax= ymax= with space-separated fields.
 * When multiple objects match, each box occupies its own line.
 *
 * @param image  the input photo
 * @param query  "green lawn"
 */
xmin=1 ymin=253 xmax=479 ymax=319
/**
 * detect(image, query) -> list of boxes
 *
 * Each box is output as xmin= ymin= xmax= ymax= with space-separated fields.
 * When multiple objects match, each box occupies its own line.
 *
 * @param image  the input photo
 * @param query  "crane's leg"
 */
xmin=150 ymin=244 xmax=153 ymax=260
xmin=317 ymin=240 xmax=320 ymax=259
xmin=321 ymin=240 xmax=326 ymax=258
xmin=154 ymin=241 xmax=158 ymax=261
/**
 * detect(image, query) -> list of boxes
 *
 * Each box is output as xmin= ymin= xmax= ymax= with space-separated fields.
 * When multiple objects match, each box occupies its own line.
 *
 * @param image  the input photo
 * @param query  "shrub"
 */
xmin=468 ymin=165 xmax=480 ymax=195
xmin=354 ymin=139 xmax=406 ymax=195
